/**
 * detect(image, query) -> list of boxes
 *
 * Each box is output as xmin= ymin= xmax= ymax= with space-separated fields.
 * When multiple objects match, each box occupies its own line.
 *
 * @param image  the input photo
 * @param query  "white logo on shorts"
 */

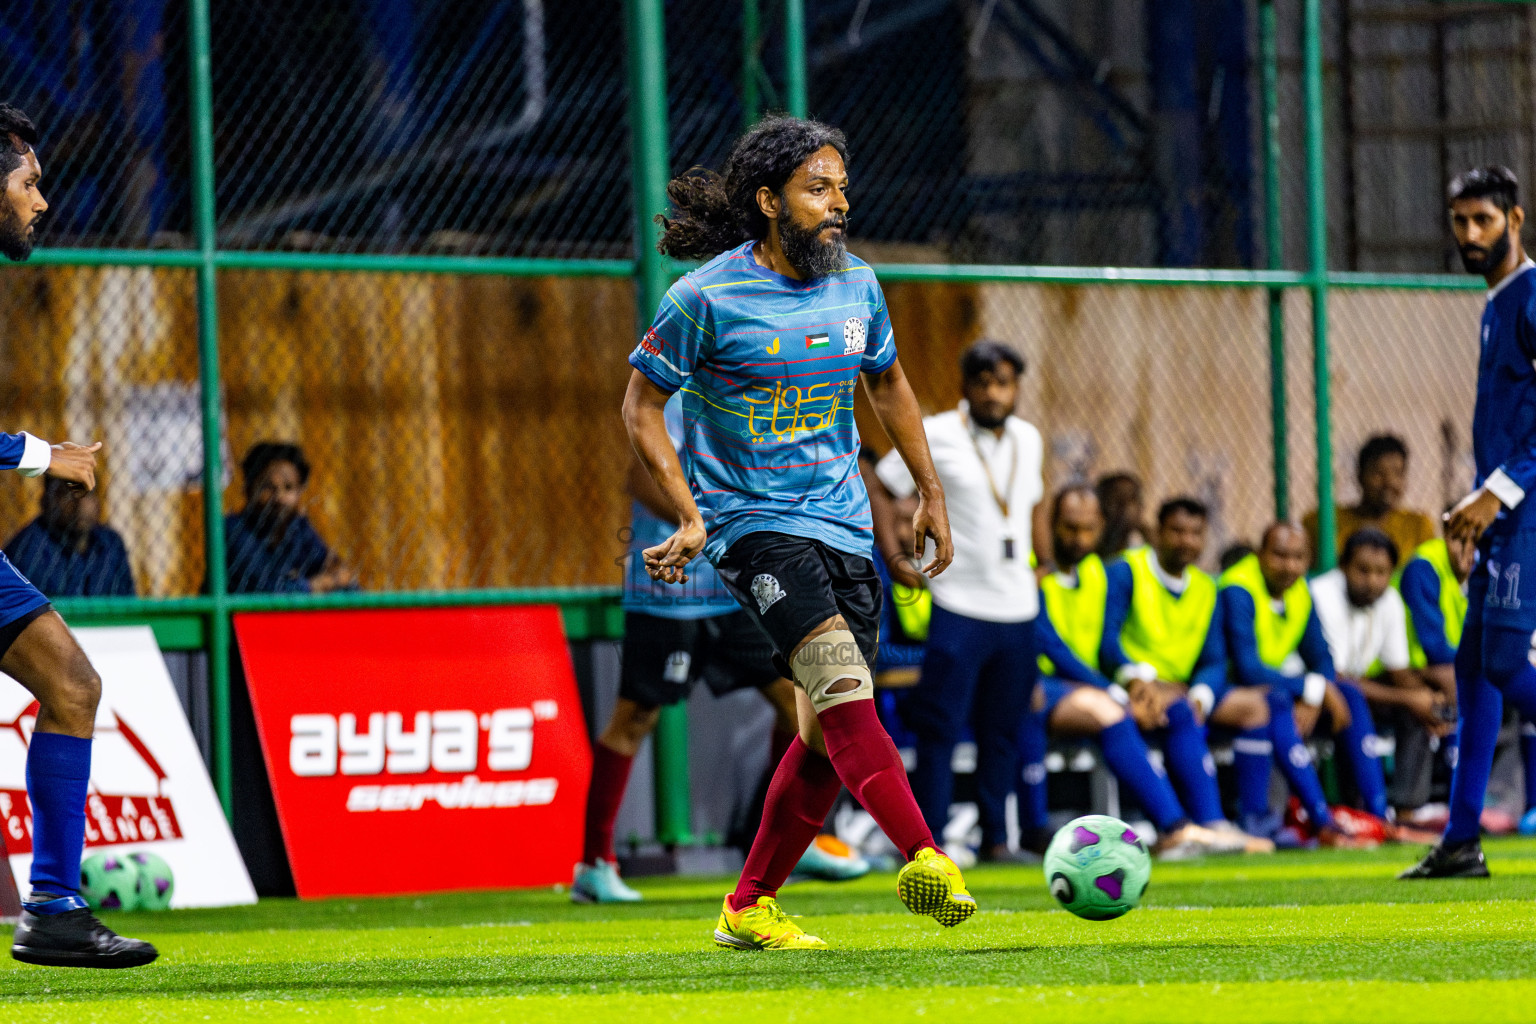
xmin=663 ymin=651 xmax=692 ymax=684
xmin=843 ymin=316 xmax=867 ymax=356
xmin=751 ymin=573 xmax=786 ymax=614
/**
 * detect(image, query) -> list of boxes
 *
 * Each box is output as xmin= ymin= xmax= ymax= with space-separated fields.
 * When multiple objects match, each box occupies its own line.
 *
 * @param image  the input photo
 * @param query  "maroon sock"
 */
xmin=730 ymin=737 xmax=842 ymax=913
xmin=819 ymin=699 xmax=936 ymax=860
xmin=769 ymin=727 xmax=796 ymax=769
xmin=582 ymin=742 xmax=634 ymax=865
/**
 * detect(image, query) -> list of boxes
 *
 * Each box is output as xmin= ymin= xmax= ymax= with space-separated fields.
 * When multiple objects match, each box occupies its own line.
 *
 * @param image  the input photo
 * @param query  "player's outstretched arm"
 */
xmin=861 ymin=358 xmax=952 ymax=578
xmin=43 ymin=440 xmax=102 ymax=491
xmin=622 ymin=370 xmax=704 ymax=585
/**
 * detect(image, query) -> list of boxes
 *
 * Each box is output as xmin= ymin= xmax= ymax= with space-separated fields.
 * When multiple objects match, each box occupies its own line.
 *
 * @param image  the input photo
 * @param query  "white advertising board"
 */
xmin=0 ymin=627 xmax=255 ymax=908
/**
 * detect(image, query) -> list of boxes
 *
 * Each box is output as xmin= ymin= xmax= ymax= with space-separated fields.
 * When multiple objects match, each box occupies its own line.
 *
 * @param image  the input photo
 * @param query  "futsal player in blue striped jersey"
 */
xmin=0 ymin=105 xmax=155 ymax=967
xmin=624 ymin=116 xmax=973 ymax=949
xmin=1404 ymin=166 xmax=1536 ymax=879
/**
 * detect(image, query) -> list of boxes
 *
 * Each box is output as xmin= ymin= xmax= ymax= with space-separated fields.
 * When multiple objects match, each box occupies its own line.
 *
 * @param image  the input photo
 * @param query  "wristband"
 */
xmin=1107 ymin=683 xmax=1131 ymax=707
xmin=1301 ymin=672 xmax=1328 ymax=708
xmin=17 ymin=432 xmax=50 ymax=478
xmin=1115 ymin=662 xmax=1157 ymax=686
xmin=1187 ymin=684 xmax=1215 ymax=717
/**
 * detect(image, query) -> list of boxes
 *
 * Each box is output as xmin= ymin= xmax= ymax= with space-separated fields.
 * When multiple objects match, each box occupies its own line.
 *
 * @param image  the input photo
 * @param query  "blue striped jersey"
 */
xmin=628 ymin=242 xmax=896 ymax=562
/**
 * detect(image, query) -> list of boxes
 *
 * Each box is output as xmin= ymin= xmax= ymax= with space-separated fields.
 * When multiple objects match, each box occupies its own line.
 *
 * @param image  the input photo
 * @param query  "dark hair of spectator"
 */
xmin=1157 ymin=496 xmax=1209 ymax=526
xmin=0 ymin=104 xmax=38 ymax=180
xmin=1260 ymin=521 xmax=1305 ymax=551
xmin=1357 ymin=433 xmax=1408 ymax=478
xmin=241 ymin=441 xmax=311 ymax=495
xmin=1051 ymin=483 xmax=1098 ymax=523
xmin=655 ymin=116 xmax=849 ymax=261
xmin=1341 ymin=527 xmax=1399 ymax=568
xmin=1219 ymin=543 xmax=1254 ymax=572
xmin=1095 ymin=472 xmax=1140 ymax=500
xmin=1448 ymin=165 xmax=1520 ymax=214
xmin=960 ymin=339 xmax=1026 ymax=382
xmin=41 ymin=475 xmax=83 ymax=508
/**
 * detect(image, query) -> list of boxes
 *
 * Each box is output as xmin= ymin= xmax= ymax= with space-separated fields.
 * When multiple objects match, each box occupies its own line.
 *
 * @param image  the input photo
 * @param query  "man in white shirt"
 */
xmin=1311 ymin=528 xmax=1450 ymax=828
xmin=876 ymin=340 xmax=1047 ymax=862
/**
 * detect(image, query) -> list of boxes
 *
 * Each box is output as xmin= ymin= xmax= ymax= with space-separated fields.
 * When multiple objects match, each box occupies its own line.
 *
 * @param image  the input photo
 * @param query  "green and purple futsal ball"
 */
xmin=1043 ymin=814 xmax=1152 ymax=920
xmin=79 ymin=850 xmax=176 ymax=912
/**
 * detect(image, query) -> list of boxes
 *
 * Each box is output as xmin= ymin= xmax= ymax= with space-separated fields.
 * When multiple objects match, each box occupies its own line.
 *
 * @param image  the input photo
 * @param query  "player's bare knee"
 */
xmin=1080 ymin=690 xmax=1125 ymax=730
xmin=48 ymin=662 xmax=101 ymax=734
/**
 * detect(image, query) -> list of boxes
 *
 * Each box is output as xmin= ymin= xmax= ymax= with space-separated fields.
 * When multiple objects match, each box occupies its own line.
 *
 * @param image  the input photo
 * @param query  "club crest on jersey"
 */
xmin=843 ymin=317 xmax=867 ymax=355
xmin=751 ymin=573 xmax=786 ymax=614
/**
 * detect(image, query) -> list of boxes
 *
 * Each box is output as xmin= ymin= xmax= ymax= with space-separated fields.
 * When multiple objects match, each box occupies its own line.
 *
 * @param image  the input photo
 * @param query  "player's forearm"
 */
xmin=622 ymin=372 xmax=701 ymax=527
xmin=862 ymin=360 xmax=942 ymax=500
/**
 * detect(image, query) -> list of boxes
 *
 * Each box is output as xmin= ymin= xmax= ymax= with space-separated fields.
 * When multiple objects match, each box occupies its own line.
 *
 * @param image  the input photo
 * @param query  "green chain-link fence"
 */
xmin=0 ymin=0 xmax=1511 ymax=832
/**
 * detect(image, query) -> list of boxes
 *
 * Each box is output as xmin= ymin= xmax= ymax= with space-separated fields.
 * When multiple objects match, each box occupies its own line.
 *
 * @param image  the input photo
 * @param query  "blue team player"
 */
xmin=623 ymin=115 xmax=971 ymax=949
xmin=0 ymin=104 xmax=156 ymax=968
xmin=1404 ymin=166 xmax=1536 ymax=878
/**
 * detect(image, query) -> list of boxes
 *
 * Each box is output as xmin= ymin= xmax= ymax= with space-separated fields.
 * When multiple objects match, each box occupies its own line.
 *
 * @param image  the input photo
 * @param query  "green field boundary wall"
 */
xmin=16 ymin=0 xmax=1502 ymax=839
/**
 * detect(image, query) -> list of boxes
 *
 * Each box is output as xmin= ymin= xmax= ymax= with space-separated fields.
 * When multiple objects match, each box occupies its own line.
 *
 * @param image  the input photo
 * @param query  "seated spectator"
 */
xmin=1310 ymin=529 xmax=1447 ymax=835
xmin=223 ymin=441 xmax=358 ymax=594
xmin=4 ymin=477 xmax=135 ymax=597
xmin=1304 ymin=434 xmax=1435 ymax=570
xmin=1094 ymin=471 xmax=1149 ymax=562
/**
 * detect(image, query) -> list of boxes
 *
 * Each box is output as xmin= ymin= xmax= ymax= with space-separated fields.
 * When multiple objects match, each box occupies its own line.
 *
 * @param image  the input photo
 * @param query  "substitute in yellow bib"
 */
xmin=1029 ymin=488 xmax=1257 ymax=857
xmin=1096 ymin=497 xmax=1271 ymax=854
xmin=1219 ymin=523 xmax=1372 ymax=847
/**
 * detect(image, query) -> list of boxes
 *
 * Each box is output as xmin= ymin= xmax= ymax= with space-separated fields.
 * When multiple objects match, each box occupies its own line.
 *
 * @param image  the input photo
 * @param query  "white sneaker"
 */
xmin=571 ymin=860 xmax=643 ymax=903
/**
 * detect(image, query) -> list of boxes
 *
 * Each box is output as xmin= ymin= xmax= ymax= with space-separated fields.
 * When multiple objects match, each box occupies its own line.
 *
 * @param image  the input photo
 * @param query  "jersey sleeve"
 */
xmin=860 ymin=277 xmax=897 ymax=375
xmin=1098 ymin=560 xmax=1135 ymax=675
xmin=1298 ymin=607 xmax=1336 ymax=680
xmin=628 ymin=278 xmax=713 ymax=393
xmin=1035 ymin=604 xmax=1111 ymax=687
xmin=1378 ymin=589 xmax=1412 ymax=672
xmin=0 ymin=432 xmax=50 ymax=476
xmin=1491 ymin=295 xmax=1536 ymax=503
xmin=1220 ymin=587 xmax=1306 ymax=699
xmin=1400 ymin=558 xmax=1456 ymax=666
xmin=1190 ymin=599 xmax=1228 ymax=690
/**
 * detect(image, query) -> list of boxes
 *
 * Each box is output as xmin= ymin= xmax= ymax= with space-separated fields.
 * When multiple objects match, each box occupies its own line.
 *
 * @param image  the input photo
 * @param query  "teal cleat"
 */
xmin=571 ymin=860 xmax=643 ymax=904
xmin=793 ymin=835 xmax=871 ymax=882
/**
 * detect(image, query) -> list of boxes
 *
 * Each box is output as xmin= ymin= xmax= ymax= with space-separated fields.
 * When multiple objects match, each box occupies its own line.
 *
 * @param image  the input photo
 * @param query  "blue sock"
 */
xmin=1017 ymin=710 xmax=1048 ymax=832
xmin=1162 ymin=699 xmax=1224 ymax=824
xmin=1098 ymin=718 xmax=1188 ymax=833
xmin=25 ymin=731 xmax=91 ymax=904
xmin=1522 ymin=721 xmax=1536 ymax=814
xmin=1446 ymin=673 xmax=1502 ymax=844
xmin=1334 ymin=681 xmax=1388 ymax=818
xmin=1267 ymin=690 xmax=1334 ymax=828
xmin=1233 ymin=726 xmax=1273 ymax=819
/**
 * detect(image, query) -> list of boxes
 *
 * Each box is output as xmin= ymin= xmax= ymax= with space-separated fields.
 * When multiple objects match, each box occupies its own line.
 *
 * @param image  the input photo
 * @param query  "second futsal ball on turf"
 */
xmin=1043 ymin=814 xmax=1152 ymax=921
xmin=127 ymin=851 xmax=175 ymax=911
xmin=80 ymin=852 xmax=141 ymax=912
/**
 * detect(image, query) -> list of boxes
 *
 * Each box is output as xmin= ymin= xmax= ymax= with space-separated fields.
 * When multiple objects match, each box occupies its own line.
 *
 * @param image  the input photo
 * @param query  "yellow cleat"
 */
xmin=897 ymin=847 xmax=977 ymax=927
xmin=712 ymin=894 xmax=830 ymax=950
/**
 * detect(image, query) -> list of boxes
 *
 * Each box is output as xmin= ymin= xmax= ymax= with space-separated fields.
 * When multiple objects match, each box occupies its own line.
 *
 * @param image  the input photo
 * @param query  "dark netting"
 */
xmin=210 ymin=0 xmax=632 ymax=257
xmin=0 ymin=2 xmax=192 ymax=247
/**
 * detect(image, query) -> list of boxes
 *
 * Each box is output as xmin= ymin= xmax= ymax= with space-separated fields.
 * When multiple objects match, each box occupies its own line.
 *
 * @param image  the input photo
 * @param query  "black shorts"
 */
xmin=618 ymin=609 xmax=780 ymax=708
xmin=714 ymin=531 xmax=881 ymax=674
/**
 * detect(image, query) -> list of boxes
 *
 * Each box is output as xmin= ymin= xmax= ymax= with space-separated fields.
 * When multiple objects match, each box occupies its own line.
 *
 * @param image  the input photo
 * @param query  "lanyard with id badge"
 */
xmin=963 ymin=411 xmax=1019 ymax=560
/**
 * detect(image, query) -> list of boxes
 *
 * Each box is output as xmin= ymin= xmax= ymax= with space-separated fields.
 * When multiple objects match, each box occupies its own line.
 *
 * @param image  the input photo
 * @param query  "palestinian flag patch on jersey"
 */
xmin=805 ymin=332 xmax=830 ymax=349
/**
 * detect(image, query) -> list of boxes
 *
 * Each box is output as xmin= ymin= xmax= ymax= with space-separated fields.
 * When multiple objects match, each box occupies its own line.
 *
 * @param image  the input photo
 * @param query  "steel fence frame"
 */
xmin=16 ymin=0 xmax=1492 ymax=836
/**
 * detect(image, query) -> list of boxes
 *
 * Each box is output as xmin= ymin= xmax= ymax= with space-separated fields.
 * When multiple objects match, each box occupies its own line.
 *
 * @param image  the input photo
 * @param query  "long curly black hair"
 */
xmin=655 ymin=115 xmax=849 ymax=260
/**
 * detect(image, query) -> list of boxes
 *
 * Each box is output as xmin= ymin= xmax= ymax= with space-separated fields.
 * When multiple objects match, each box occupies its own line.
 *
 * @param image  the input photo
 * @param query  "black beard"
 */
xmin=0 ymin=202 xmax=33 ymax=261
xmin=779 ymin=212 xmax=848 ymax=279
xmin=1460 ymin=230 xmax=1511 ymax=275
xmin=969 ymin=406 xmax=1009 ymax=430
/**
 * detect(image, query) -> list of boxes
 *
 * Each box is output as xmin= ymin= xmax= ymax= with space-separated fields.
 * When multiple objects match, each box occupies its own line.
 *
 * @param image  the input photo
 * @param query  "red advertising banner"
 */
xmin=235 ymin=606 xmax=591 ymax=898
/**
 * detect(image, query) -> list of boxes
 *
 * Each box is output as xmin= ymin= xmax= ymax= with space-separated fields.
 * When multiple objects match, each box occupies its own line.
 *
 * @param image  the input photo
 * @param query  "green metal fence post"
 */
xmin=743 ymin=0 xmax=761 ymax=129
xmin=187 ymin=0 xmax=232 ymax=818
xmin=1260 ymin=0 xmax=1288 ymax=522
xmin=625 ymin=0 xmax=693 ymax=847
xmin=1303 ymin=0 xmax=1335 ymax=568
xmin=784 ymin=0 xmax=807 ymax=117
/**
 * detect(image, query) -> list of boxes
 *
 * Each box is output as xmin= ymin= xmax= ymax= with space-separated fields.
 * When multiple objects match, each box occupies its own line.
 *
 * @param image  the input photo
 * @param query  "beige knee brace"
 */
xmin=790 ymin=629 xmax=873 ymax=712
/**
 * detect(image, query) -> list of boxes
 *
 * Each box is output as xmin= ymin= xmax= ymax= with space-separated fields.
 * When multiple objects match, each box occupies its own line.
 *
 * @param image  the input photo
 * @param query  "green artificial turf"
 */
xmin=3 ymin=839 xmax=1536 ymax=1022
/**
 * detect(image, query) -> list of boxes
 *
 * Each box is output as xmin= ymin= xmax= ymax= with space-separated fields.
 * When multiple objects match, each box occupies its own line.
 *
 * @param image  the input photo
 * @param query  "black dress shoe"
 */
xmin=1397 ymin=839 xmax=1490 ymax=880
xmin=11 ymin=905 xmax=158 ymax=968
